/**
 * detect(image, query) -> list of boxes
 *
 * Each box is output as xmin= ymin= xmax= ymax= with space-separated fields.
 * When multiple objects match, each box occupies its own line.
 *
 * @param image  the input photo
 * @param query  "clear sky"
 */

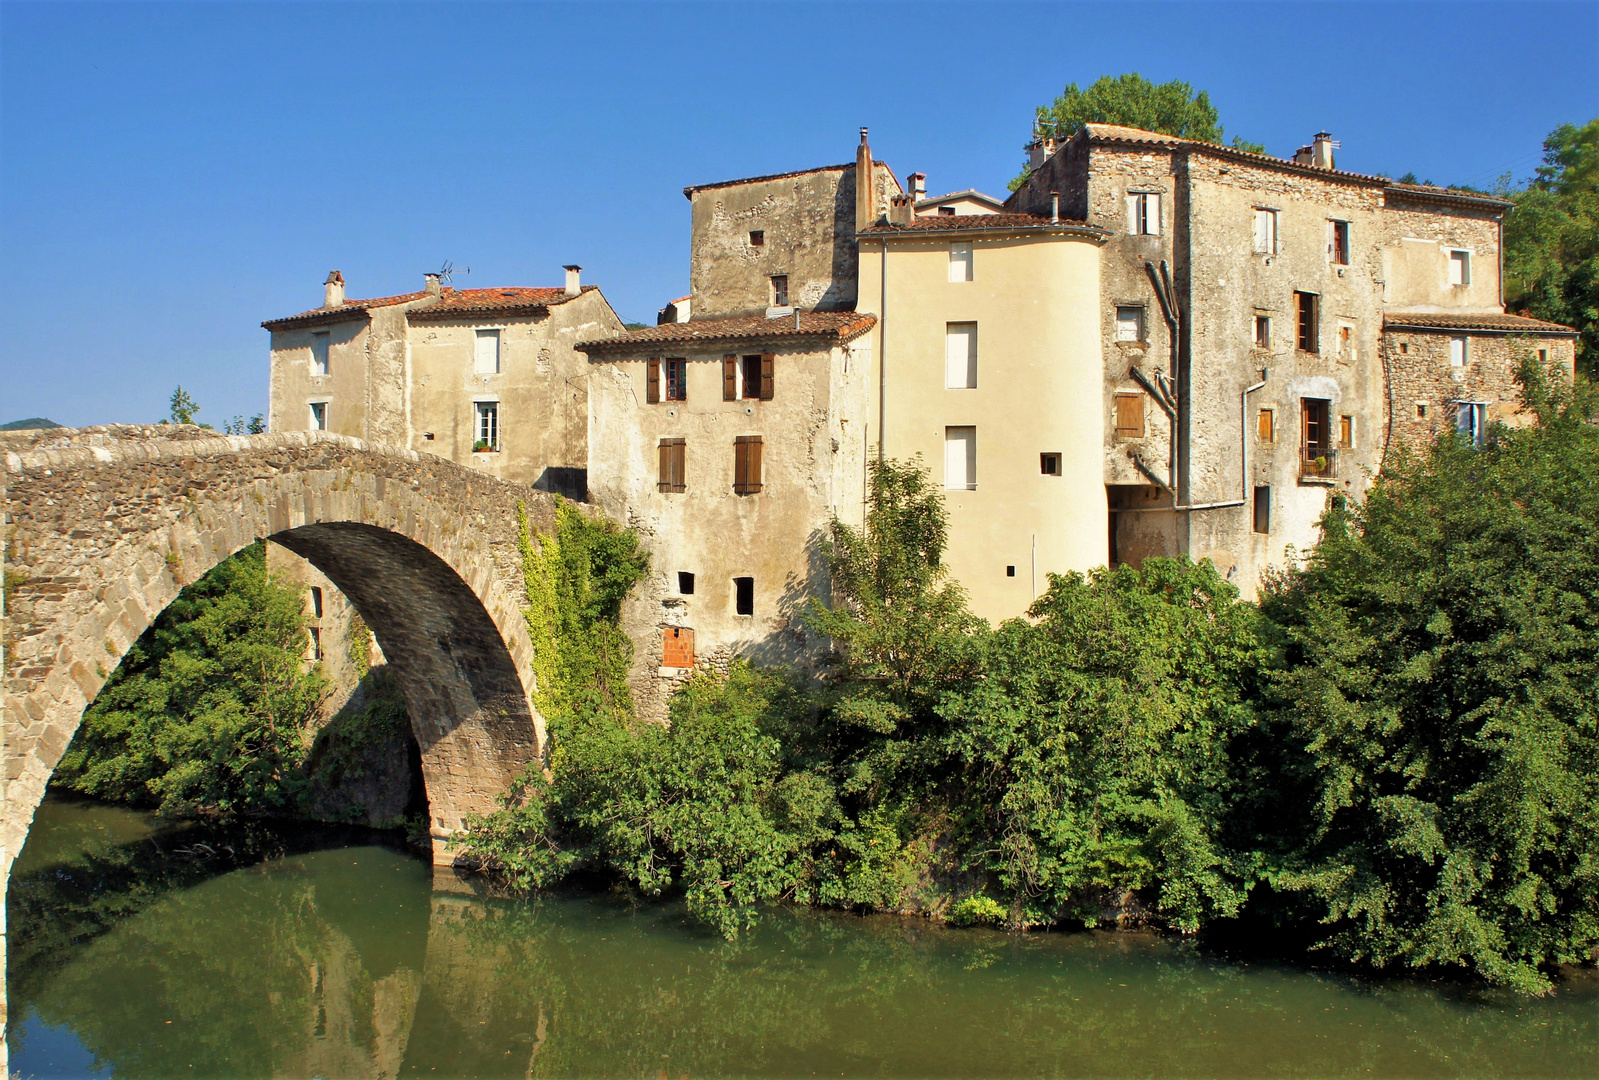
xmin=3 ymin=1 xmax=1596 ymax=429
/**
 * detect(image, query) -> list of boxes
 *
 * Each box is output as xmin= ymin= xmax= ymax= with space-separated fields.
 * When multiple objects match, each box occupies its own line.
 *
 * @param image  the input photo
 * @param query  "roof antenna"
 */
xmin=435 ymin=260 xmax=470 ymax=284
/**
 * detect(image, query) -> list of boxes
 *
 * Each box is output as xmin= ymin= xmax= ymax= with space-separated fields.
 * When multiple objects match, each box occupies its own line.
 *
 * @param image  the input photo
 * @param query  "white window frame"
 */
xmin=473 ymin=398 xmax=501 ymax=451
xmin=945 ymin=322 xmax=977 ymax=389
xmin=308 ymin=399 xmax=329 ymax=431
xmin=474 ymin=328 xmax=503 ymax=375
xmin=1448 ymin=249 xmax=1472 ymax=286
xmin=310 ymin=331 xmax=330 ymax=377
xmin=944 ymin=426 xmax=976 ymax=490
xmin=1115 ymin=306 xmax=1145 ymax=343
xmin=1126 ymin=192 xmax=1161 ymax=236
xmin=1253 ymin=208 xmax=1279 ymax=255
xmin=948 ymin=242 xmax=974 ymax=283
xmin=1454 ymin=401 xmax=1487 ymax=445
xmin=1449 ymin=336 xmax=1468 ymax=368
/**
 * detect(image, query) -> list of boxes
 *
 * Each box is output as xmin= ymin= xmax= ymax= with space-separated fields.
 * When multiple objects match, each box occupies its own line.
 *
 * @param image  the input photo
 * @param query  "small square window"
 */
xmin=1040 ymin=452 xmax=1061 ymax=475
xmin=1116 ymin=306 xmax=1144 ymax=342
xmin=1006 ymin=565 xmax=1016 ymax=577
xmin=309 ymin=401 xmax=328 ymax=431
xmin=1254 ymin=315 xmax=1271 ymax=349
xmin=770 ymin=275 xmax=789 ymax=307
xmin=1417 ymin=403 xmax=1428 ymax=419
xmin=734 ymin=576 xmax=754 ymax=616
xmin=749 ymin=230 xmax=764 ymax=247
xmin=938 ymin=206 xmax=957 ymax=216
xmin=678 ymin=571 xmax=695 ymax=595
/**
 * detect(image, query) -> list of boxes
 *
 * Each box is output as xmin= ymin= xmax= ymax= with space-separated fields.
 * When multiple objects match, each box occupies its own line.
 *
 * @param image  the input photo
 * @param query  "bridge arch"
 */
xmin=3 ymin=426 xmax=555 ymax=877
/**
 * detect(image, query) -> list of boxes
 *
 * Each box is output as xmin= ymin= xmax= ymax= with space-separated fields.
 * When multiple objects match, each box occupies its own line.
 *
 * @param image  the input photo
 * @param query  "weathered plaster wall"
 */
xmin=1380 ymin=198 xmax=1503 ymax=312
xmin=859 ymin=231 xmax=1107 ymax=623
xmin=269 ymin=318 xmax=375 ymax=438
xmin=586 ymin=336 xmax=871 ymax=720
xmin=688 ymin=165 xmax=900 ymax=319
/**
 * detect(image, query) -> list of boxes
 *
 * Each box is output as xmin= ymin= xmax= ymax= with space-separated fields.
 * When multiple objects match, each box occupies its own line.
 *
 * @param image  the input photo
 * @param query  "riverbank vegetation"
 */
xmin=463 ymin=365 xmax=1599 ymax=994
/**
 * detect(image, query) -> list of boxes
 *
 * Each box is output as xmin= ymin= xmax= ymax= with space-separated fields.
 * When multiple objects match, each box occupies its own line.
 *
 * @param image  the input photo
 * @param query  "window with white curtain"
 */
xmin=945 ymin=322 xmax=977 ymax=389
xmin=475 ymin=329 xmax=501 ymax=375
xmin=944 ymin=426 xmax=976 ymax=490
xmin=1126 ymin=192 xmax=1161 ymax=236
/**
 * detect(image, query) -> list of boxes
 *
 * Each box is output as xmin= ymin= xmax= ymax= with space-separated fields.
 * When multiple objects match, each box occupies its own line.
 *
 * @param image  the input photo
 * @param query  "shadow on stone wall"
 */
xmin=303 ymin=667 xmax=427 ymax=832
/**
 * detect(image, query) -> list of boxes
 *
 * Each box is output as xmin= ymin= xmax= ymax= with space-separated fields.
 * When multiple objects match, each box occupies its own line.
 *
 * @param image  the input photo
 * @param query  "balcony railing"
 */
xmin=1300 ymin=447 xmax=1339 ymax=479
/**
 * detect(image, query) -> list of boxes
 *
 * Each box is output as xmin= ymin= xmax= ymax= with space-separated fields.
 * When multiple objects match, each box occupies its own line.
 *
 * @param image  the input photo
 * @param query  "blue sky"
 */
xmin=3 ymin=1 xmax=1596 ymax=429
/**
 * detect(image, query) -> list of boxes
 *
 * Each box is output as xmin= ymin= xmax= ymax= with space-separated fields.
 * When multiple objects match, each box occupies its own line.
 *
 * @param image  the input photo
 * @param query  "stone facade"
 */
xmin=2 ymin=424 xmax=561 ymax=881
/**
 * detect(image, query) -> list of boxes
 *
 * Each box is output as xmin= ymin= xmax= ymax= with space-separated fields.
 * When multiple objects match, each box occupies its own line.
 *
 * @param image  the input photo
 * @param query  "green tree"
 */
xmin=168 ymin=386 xmax=200 ymax=425
xmin=1013 ymin=73 xmax=1265 ymax=189
xmin=56 ymin=541 xmax=328 ymax=817
xmin=1257 ymin=367 xmax=1599 ymax=993
xmin=1505 ymin=119 xmax=1599 ymax=374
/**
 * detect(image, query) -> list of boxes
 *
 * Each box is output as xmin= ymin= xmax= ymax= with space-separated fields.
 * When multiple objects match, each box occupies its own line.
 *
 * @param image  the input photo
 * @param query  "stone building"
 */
xmin=1007 ymin=124 xmax=1577 ymax=593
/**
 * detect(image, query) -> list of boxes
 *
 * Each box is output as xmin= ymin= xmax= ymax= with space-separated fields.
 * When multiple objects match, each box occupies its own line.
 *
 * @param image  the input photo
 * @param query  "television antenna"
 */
xmin=434 ymin=260 xmax=470 ymax=284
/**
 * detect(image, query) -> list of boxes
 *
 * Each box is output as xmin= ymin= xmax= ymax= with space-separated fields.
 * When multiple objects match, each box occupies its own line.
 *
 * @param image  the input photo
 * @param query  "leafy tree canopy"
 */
xmin=1013 ymin=73 xmax=1265 ymax=189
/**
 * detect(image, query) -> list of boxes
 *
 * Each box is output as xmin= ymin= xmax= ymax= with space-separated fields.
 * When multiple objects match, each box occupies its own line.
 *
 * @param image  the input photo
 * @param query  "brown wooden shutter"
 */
xmin=760 ymin=353 xmax=775 ymax=400
xmin=733 ymin=438 xmax=747 ymax=492
xmin=748 ymin=436 xmax=763 ymax=491
xmin=1114 ymin=393 xmax=1145 ymax=438
xmin=658 ymin=439 xmax=671 ymax=491
xmin=658 ymin=438 xmax=685 ymax=493
xmin=646 ymin=357 xmax=660 ymax=404
xmin=733 ymin=436 xmax=762 ymax=494
xmin=723 ymin=355 xmax=737 ymax=401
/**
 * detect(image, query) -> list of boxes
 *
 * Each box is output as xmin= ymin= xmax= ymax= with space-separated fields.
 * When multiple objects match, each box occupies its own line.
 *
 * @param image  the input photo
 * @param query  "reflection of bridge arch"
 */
xmin=3 ymin=425 xmax=555 ymax=878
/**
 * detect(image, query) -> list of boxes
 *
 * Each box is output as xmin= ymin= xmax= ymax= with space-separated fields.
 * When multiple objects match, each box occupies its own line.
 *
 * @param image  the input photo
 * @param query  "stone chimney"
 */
xmin=908 ymin=172 xmax=926 ymax=202
xmin=854 ymin=127 xmax=875 ymax=229
xmin=564 ymin=264 xmax=582 ymax=297
xmin=424 ymin=273 xmax=442 ymax=297
xmin=1312 ymin=132 xmax=1336 ymax=170
xmin=888 ymin=193 xmax=915 ymax=226
xmin=323 ymin=270 xmax=345 ymax=309
xmin=1294 ymin=144 xmax=1314 ymax=166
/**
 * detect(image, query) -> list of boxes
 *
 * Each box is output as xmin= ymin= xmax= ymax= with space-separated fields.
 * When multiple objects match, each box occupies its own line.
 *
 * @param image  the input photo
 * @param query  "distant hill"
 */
xmin=0 ymin=417 xmax=63 ymax=431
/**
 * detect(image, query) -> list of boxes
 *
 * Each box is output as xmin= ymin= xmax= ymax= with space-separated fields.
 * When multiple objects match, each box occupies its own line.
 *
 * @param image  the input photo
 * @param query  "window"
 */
xmin=310 ymin=586 xmax=324 ymax=619
xmin=733 ymin=435 xmax=763 ymax=494
xmin=1006 ymin=565 xmax=1016 ymax=577
xmin=1254 ymin=315 xmax=1271 ymax=349
xmin=474 ymin=401 xmax=499 ymax=451
xmin=1115 ymin=306 xmax=1145 ymax=343
xmin=938 ymin=205 xmax=956 ymax=216
xmin=1538 ymin=348 xmax=1549 ymax=365
xmin=770 ymin=275 xmax=789 ymax=307
xmin=1339 ymin=415 xmax=1354 ymax=448
xmin=949 ymin=242 xmax=973 ymax=282
xmin=1295 ymin=291 xmax=1320 ymax=353
xmin=1253 ymin=209 xmax=1278 ymax=254
xmin=1301 ymin=398 xmax=1332 ymax=480
xmin=309 ymin=401 xmax=328 ymax=431
xmin=308 ymin=626 xmax=323 ymax=662
xmin=749 ymin=230 xmax=764 ymax=247
xmin=662 ymin=626 xmax=695 ymax=668
xmin=1257 ymin=408 xmax=1274 ymax=443
xmin=658 ymin=437 xmax=686 ymax=493
xmin=1126 ymin=192 xmax=1161 ymax=236
xmin=1337 ymin=324 xmax=1354 ymax=362
xmin=677 ymin=571 xmax=695 ymax=595
xmin=944 ymin=426 xmax=976 ymax=490
xmin=1457 ymin=402 xmax=1487 ymax=445
xmin=1417 ymin=403 xmax=1428 ymax=419
xmin=664 ymin=358 xmax=687 ymax=402
xmin=734 ymin=576 xmax=754 ymax=616
xmin=1449 ymin=337 xmax=1468 ymax=368
xmin=1448 ymin=250 xmax=1471 ymax=286
xmin=945 ymin=322 xmax=977 ymax=388
xmin=474 ymin=329 xmax=501 ymax=375
xmin=1114 ymin=393 xmax=1146 ymax=439
xmin=740 ymin=354 xmax=774 ymax=399
xmin=1329 ymin=220 xmax=1350 ymax=265
xmin=1253 ymin=487 xmax=1271 ymax=534
xmin=311 ymin=332 xmax=330 ymax=376
xmin=1040 ymin=452 xmax=1061 ymax=475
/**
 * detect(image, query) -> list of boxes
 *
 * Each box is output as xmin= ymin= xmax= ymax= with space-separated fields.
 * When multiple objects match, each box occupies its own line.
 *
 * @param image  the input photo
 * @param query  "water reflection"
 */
xmin=8 ymin=798 xmax=1597 ymax=1079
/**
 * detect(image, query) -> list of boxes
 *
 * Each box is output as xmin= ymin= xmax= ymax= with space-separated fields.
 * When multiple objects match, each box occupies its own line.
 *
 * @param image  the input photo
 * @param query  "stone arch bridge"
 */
xmin=2 ymin=425 xmax=557 ymax=882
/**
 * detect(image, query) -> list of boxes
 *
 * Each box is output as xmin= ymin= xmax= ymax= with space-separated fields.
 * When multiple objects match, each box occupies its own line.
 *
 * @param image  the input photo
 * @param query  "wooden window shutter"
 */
xmin=723 ymin=355 xmax=737 ymax=400
xmin=749 ymin=436 xmax=763 ymax=491
xmin=760 ymin=353 xmax=775 ymax=400
xmin=1115 ymin=393 xmax=1145 ymax=438
xmin=646 ymin=357 xmax=660 ymax=404
xmin=733 ymin=436 xmax=763 ymax=494
xmin=733 ymin=438 xmax=747 ymax=492
xmin=658 ymin=438 xmax=685 ymax=493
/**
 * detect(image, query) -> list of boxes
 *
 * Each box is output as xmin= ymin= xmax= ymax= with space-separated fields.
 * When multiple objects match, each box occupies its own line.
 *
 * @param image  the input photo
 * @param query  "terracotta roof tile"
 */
xmin=683 ymin=161 xmax=892 ymax=197
xmin=1080 ymin=123 xmax=1392 ymax=185
xmin=262 ymin=291 xmax=428 ymax=330
xmin=1383 ymin=181 xmax=1514 ymax=208
xmin=406 ymin=285 xmax=592 ymax=322
xmin=578 ymin=312 xmax=876 ymax=353
xmin=860 ymin=213 xmax=1105 ymax=236
xmin=1383 ymin=311 xmax=1576 ymax=334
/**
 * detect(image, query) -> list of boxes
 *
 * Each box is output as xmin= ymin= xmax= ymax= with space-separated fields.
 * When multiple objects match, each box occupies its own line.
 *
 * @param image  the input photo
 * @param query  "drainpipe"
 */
xmin=878 ymin=238 xmax=888 ymax=461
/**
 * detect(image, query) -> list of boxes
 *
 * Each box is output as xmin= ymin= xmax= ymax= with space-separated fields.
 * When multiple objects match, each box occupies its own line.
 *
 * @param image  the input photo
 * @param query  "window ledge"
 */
xmin=1298 ymin=476 xmax=1337 ymax=487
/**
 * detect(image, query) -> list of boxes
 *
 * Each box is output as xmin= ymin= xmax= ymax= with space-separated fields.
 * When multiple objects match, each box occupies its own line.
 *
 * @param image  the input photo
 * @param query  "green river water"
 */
xmin=7 ymin=795 xmax=1596 ymax=1079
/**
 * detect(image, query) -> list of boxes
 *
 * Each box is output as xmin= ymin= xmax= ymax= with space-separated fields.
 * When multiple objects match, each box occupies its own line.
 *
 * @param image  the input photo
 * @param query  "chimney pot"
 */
xmin=563 ymin=264 xmax=582 ymax=296
xmin=909 ymin=172 xmax=926 ymax=201
xmin=1312 ymin=131 xmax=1336 ymax=170
xmin=424 ymin=273 xmax=442 ymax=297
xmin=323 ymin=270 xmax=345 ymax=309
xmin=855 ymin=127 xmax=875 ymax=230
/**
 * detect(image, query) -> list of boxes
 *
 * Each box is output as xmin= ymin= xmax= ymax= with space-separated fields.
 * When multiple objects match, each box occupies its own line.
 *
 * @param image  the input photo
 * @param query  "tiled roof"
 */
xmin=578 ymin=312 xmax=876 ymax=353
xmin=264 ymin=285 xmax=590 ymax=330
xmin=262 ymin=291 xmax=428 ymax=330
xmin=1080 ymin=123 xmax=1392 ymax=185
xmin=1383 ymin=311 xmax=1577 ymax=334
xmin=1082 ymin=123 xmax=1183 ymax=147
xmin=683 ymin=161 xmax=891 ymax=197
xmin=406 ymin=286 xmax=593 ymax=322
xmin=860 ymin=213 xmax=1106 ymax=237
xmin=916 ymin=189 xmax=1006 ymax=210
xmin=1384 ymin=181 xmax=1514 ymax=209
